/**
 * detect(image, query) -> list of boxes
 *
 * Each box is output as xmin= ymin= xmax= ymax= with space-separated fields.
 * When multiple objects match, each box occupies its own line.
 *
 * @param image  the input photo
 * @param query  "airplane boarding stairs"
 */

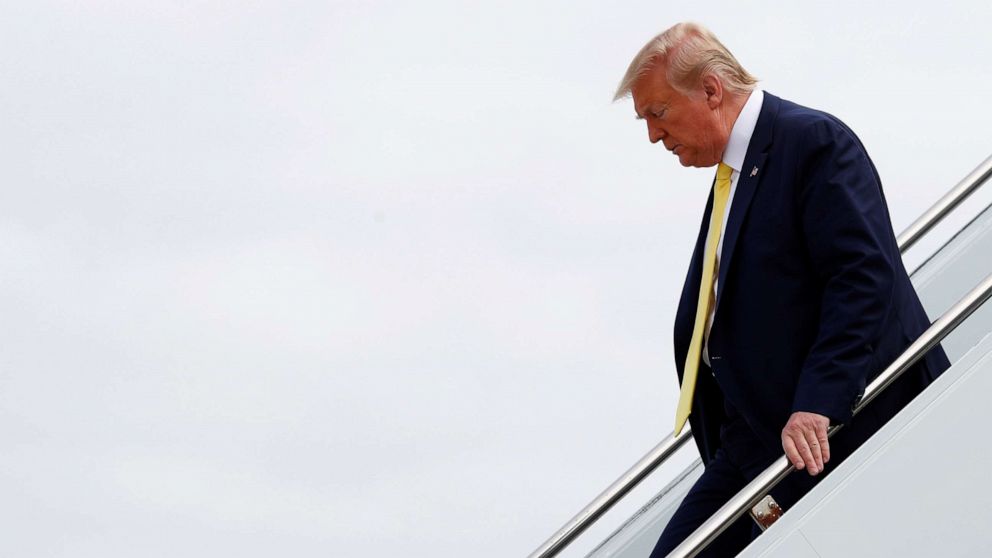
xmin=530 ymin=154 xmax=992 ymax=558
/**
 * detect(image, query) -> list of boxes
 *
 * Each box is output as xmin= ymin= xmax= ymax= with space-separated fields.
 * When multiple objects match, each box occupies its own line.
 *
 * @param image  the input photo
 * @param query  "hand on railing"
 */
xmin=780 ymin=411 xmax=831 ymax=476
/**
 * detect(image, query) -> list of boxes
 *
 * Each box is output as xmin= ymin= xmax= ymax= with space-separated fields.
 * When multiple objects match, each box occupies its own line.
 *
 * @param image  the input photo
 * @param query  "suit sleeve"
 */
xmin=791 ymin=118 xmax=897 ymax=424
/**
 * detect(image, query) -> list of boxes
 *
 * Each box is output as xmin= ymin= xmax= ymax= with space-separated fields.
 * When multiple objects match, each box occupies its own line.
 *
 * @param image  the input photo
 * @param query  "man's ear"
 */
xmin=702 ymin=74 xmax=723 ymax=109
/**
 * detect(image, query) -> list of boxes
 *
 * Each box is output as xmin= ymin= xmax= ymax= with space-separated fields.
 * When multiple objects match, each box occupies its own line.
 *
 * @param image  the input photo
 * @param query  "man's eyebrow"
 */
xmin=635 ymin=103 xmax=667 ymax=120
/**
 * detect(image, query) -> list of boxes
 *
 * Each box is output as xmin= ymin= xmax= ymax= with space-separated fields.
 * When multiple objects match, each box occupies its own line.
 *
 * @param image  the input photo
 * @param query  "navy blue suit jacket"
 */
xmin=675 ymin=92 xmax=950 ymax=463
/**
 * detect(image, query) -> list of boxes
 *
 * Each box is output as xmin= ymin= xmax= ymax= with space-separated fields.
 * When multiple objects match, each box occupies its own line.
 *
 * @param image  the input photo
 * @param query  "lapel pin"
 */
xmin=750 ymin=166 xmax=759 ymax=177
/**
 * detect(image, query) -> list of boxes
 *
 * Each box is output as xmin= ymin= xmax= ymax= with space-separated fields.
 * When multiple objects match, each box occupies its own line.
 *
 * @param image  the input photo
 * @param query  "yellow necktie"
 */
xmin=674 ymin=162 xmax=734 ymax=435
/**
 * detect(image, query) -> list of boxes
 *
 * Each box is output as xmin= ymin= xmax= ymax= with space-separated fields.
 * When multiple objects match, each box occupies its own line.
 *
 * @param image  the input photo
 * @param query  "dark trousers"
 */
xmin=650 ymin=344 xmax=949 ymax=557
xmin=648 ymin=402 xmax=779 ymax=558
xmin=647 ymin=446 xmax=760 ymax=557
xmin=648 ymin=399 xmax=845 ymax=558
xmin=648 ymin=386 xmax=916 ymax=558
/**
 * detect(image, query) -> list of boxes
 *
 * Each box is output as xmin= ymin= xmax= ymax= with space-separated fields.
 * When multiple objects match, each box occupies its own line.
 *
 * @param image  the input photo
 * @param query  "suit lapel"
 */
xmin=714 ymin=93 xmax=780 ymax=314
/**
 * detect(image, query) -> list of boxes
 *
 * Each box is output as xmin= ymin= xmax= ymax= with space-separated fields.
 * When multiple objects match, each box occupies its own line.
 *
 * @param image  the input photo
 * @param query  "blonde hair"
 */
xmin=613 ymin=22 xmax=757 ymax=101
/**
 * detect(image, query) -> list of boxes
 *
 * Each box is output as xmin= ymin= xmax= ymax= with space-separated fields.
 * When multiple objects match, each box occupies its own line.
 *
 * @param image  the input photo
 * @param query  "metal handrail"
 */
xmin=527 ymin=430 xmax=693 ymax=558
xmin=669 ymin=271 xmax=992 ymax=558
xmin=897 ymin=154 xmax=992 ymax=252
xmin=529 ymin=152 xmax=992 ymax=558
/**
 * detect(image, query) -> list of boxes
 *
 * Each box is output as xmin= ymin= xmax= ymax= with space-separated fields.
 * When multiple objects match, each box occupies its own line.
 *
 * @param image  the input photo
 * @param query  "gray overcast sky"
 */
xmin=2 ymin=1 xmax=991 ymax=557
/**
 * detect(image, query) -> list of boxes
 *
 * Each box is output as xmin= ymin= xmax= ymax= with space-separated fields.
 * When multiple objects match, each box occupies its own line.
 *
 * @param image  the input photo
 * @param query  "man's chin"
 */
xmin=674 ymin=152 xmax=702 ymax=168
xmin=676 ymin=155 xmax=719 ymax=169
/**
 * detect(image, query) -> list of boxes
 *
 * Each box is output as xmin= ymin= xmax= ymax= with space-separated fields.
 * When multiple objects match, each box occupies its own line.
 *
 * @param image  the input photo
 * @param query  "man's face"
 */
xmin=630 ymin=61 xmax=727 ymax=168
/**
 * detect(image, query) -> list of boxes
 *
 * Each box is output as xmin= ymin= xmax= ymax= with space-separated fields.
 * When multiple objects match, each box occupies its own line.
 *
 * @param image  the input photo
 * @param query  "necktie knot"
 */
xmin=716 ymin=162 xmax=733 ymax=184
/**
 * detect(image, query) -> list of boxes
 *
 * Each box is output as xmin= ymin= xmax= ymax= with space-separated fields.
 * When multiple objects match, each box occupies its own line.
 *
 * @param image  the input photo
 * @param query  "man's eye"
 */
xmin=636 ymin=109 xmax=665 ymax=120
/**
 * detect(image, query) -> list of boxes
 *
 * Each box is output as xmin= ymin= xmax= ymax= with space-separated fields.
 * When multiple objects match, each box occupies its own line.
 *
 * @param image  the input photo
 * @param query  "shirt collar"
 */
xmin=722 ymin=88 xmax=764 ymax=173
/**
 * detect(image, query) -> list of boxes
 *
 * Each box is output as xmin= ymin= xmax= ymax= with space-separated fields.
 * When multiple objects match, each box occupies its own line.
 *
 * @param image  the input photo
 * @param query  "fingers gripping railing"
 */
xmin=667 ymin=271 xmax=992 ymax=558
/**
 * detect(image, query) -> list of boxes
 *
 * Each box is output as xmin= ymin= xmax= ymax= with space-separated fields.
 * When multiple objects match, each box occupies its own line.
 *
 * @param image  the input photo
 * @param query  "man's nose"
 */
xmin=648 ymin=123 xmax=666 ymax=144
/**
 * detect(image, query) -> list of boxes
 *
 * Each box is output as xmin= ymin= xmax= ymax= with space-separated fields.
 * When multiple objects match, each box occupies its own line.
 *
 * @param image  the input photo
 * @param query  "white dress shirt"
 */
xmin=702 ymin=89 xmax=764 ymax=367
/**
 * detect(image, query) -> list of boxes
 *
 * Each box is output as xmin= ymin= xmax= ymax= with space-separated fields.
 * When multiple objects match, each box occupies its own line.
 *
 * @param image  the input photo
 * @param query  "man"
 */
xmin=613 ymin=23 xmax=951 ymax=557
